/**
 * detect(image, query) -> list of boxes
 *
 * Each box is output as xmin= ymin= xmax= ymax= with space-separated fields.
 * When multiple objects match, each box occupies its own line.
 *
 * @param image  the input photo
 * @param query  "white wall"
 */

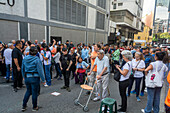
xmin=89 ymin=0 xmax=97 ymax=5
xmin=87 ymin=7 xmax=96 ymax=29
xmin=0 ymin=0 xmax=24 ymax=16
xmin=27 ymin=0 xmax=47 ymax=21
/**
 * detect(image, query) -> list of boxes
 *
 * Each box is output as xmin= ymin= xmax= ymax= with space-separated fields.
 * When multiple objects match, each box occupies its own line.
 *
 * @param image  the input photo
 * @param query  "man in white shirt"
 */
xmin=3 ymin=43 xmax=14 ymax=82
xmin=88 ymin=50 xmax=110 ymax=101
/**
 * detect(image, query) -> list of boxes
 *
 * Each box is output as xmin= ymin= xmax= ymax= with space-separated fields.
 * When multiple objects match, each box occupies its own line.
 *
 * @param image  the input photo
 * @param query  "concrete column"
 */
xmin=125 ymin=28 xmax=129 ymax=45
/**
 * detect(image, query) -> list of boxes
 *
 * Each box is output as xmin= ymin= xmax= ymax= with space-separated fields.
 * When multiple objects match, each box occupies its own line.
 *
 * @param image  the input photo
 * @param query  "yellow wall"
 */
xmin=134 ymin=26 xmax=152 ymax=46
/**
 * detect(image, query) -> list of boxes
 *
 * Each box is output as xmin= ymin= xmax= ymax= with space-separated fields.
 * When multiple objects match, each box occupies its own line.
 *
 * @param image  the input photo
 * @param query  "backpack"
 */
xmin=145 ymin=62 xmax=165 ymax=88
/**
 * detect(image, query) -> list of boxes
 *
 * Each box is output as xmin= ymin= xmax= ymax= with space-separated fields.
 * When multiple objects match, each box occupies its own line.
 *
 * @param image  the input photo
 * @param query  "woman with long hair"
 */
xmin=127 ymin=52 xmax=145 ymax=102
xmin=53 ymin=47 xmax=62 ymax=80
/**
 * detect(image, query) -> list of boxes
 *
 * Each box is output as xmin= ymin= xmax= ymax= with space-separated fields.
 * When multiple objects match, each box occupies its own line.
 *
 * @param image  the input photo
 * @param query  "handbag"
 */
xmin=145 ymin=62 xmax=165 ymax=88
xmin=114 ymin=62 xmax=130 ymax=82
xmin=130 ymin=60 xmax=141 ymax=79
xmin=114 ymin=69 xmax=121 ymax=82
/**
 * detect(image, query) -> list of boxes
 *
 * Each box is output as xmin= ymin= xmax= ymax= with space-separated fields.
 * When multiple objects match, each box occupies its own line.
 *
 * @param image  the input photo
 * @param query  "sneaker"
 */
xmin=13 ymin=88 xmax=17 ymax=92
xmin=44 ymin=84 xmax=49 ymax=87
xmin=32 ymin=107 xmax=39 ymax=112
xmin=21 ymin=106 xmax=27 ymax=112
xmin=130 ymin=90 xmax=136 ymax=94
xmin=140 ymin=92 xmax=144 ymax=96
xmin=101 ymin=106 xmax=110 ymax=112
xmin=117 ymin=108 xmax=126 ymax=113
xmin=136 ymin=97 xmax=141 ymax=102
xmin=66 ymin=87 xmax=71 ymax=92
xmin=93 ymin=96 xmax=100 ymax=102
xmin=57 ymin=77 xmax=62 ymax=80
xmin=17 ymin=87 xmax=21 ymax=90
xmin=141 ymin=109 xmax=145 ymax=113
xmin=61 ymin=86 xmax=67 ymax=89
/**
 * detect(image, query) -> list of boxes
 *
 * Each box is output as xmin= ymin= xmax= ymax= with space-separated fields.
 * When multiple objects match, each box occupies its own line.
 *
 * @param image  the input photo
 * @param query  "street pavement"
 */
xmin=0 ymin=73 xmax=148 ymax=113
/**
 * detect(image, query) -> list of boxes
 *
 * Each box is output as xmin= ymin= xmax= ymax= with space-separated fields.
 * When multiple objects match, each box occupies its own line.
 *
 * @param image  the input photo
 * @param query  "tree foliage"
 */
xmin=160 ymin=32 xmax=170 ymax=39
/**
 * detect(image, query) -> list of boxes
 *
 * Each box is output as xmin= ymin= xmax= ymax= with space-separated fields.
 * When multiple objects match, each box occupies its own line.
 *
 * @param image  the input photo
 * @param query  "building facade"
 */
xmin=154 ymin=19 xmax=168 ymax=33
xmin=109 ymin=0 xmax=144 ymax=46
xmin=134 ymin=26 xmax=152 ymax=46
xmin=0 ymin=0 xmax=110 ymax=44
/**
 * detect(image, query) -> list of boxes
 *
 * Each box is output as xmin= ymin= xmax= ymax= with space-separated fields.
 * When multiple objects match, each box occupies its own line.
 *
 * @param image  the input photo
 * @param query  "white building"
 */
xmin=0 ymin=0 xmax=110 ymax=44
xmin=109 ymin=0 xmax=144 ymax=46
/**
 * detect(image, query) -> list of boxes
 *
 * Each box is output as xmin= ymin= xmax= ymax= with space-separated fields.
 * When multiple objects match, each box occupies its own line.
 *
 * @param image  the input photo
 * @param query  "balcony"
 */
xmin=110 ymin=9 xmax=141 ymax=32
xmin=110 ymin=9 xmax=134 ymax=26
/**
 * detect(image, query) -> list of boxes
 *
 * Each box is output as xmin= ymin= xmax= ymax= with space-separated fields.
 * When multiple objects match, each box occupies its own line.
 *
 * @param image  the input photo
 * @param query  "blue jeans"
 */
xmin=144 ymin=87 xmax=162 ymax=113
xmin=6 ymin=64 xmax=13 ymax=80
xmin=6 ymin=64 xmax=10 ymax=80
xmin=23 ymin=77 xmax=40 ymax=108
xmin=55 ymin=63 xmax=62 ymax=78
xmin=45 ymin=64 xmax=51 ymax=86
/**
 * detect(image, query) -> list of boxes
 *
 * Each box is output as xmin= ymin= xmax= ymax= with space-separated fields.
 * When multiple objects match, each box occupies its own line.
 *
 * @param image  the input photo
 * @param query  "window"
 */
xmin=113 ymin=3 xmax=116 ymax=9
xmin=50 ymin=0 xmax=86 ymax=26
xmin=98 ymin=0 xmax=106 ymax=9
xmin=118 ymin=3 xmax=123 ymax=6
xmin=96 ymin=12 xmax=105 ymax=30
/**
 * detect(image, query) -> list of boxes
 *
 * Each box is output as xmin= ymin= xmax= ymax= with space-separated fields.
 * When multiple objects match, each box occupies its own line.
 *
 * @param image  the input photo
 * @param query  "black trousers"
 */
xmin=0 ymin=61 xmax=6 ymax=76
xmin=62 ymin=70 xmax=70 ymax=87
xmin=70 ymin=65 xmax=76 ymax=78
xmin=119 ymin=79 xmax=129 ymax=111
xmin=128 ymin=77 xmax=135 ymax=95
xmin=13 ymin=68 xmax=23 ymax=88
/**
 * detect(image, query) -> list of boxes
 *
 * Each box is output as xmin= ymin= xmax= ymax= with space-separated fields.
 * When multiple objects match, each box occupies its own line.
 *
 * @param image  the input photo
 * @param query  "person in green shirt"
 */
xmin=112 ymin=45 xmax=120 ymax=73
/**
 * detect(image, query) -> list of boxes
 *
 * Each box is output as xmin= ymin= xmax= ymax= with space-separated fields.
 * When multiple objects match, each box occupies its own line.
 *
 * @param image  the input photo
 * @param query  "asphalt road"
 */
xmin=0 ymin=73 xmax=148 ymax=113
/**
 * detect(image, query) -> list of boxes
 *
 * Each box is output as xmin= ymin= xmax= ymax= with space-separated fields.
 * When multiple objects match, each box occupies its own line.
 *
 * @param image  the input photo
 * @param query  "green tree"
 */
xmin=160 ymin=32 xmax=170 ymax=39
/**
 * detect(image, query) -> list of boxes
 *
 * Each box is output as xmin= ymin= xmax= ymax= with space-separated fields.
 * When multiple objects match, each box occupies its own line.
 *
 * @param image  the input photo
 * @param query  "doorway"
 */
xmin=50 ymin=36 xmax=62 ymax=43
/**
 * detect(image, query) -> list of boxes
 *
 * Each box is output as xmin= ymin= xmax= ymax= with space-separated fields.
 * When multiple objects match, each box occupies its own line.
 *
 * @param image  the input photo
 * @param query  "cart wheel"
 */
xmin=74 ymin=99 xmax=79 ymax=106
xmin=83 ymin=106 xmax=89 ymax=112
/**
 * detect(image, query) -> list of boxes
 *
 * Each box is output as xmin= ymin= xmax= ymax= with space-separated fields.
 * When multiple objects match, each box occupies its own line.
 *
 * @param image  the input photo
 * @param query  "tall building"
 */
xmin=0 ymin=0 xmax=110 ymax=44
xmin=153 ymin=0 xmax=170 ymax=33
xmin=109 ymin=0 xmax=144 ymax=46
xmin=157 ymin=0 xmax=169 ymax=7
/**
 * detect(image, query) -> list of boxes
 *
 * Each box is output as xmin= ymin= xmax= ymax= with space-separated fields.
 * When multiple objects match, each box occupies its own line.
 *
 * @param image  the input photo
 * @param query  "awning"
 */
xmin=134 ymin=40 xmax=146 ymax=43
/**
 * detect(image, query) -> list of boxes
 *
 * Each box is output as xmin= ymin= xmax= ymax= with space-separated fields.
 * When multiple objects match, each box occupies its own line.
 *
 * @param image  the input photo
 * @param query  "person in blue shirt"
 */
xmin=21 ymin=47 xmax=46 ymax=112
xmin=75 ymin=57 xmax=89 ymax=84
xmin=140 ymin=47 xmax=154 ymax=96
xmin=81 ymin=45 xmax=89 ymax=62
xmin=150 ymin=48 xmax=156 ymax=60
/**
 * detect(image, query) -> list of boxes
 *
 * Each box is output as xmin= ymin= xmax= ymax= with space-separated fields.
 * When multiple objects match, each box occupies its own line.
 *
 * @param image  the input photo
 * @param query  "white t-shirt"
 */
xmin=25 ymin=46 xmax=30 ymax=56
xmin=132 ymin=59 xmax=145 ymax=78
xmin=150 ymin=61 xmax=168 ymax=84
xmin=119 ymin=61 xmax=132 ymax=81
xmin=53 ymin=52 xmax=61 ymax=63
xmin=41 ymin=51 xmax=51 ymax=65
xmin=3 ymin=48 xmax=12 ymax=65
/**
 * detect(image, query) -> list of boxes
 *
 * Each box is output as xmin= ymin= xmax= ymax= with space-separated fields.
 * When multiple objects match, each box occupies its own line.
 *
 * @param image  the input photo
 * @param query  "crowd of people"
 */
xmin=0 ymin=39 xmax=170 ymax=113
